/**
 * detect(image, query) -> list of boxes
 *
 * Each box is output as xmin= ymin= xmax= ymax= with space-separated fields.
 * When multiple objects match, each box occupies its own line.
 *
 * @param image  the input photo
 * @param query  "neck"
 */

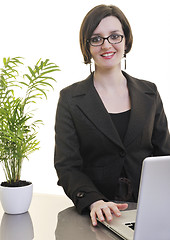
xmin=93 ymin=65 xmax=126 ymax=89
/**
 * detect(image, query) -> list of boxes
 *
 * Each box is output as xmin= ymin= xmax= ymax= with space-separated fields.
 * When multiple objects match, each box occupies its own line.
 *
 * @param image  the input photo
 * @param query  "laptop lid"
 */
xmin=134 ymin=155 xmax=170 ymax=240
xmin=98 ymin=156 xmax=170 ymax=240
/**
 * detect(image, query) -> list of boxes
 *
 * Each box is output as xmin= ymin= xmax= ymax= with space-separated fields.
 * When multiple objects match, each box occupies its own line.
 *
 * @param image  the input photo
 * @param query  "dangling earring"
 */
xmin=90 ymin=62 xmax=92 ymax=73
xmin=124 ymin=52 xmax=127 ymax=70
xmin=89 ymin=59 xmax=95 ymax=74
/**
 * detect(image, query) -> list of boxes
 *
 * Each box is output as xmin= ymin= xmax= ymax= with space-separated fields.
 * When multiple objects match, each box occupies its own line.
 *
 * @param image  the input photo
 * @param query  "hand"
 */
xmin=90 ymin=200 xmax=128 ymax=226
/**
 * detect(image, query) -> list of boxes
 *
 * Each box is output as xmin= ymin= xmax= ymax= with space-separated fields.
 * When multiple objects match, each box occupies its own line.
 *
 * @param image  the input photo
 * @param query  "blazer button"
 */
xmin=119 ymin=151 xmax=126 ymax=158
xmin=77 ymin=192 xmax=85 ymax=198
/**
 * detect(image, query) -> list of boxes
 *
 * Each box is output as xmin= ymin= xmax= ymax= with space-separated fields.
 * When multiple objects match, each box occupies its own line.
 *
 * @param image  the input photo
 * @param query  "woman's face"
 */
xmin=89 ymin=16 xmax=126 ymax=71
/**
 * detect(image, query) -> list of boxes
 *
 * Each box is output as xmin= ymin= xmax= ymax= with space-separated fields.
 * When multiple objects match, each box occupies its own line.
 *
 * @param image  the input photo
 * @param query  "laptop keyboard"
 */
xmin=125 ymin=222 xmax=135 ymax=230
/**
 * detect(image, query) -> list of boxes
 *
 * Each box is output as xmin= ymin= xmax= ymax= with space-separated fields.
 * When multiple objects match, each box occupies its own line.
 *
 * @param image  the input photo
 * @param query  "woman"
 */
xmin=54 ymin=5 xmax=170 ymax=226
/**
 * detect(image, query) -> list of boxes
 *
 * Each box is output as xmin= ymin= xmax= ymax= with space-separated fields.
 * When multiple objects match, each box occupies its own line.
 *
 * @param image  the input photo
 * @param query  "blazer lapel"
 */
xmin=72 ymin=72 xmax=156 ymax=149
xmin=72 ymin=74 xmax=125 ymax=150
xmin=123 ymin=72 xmax=156 ymax=147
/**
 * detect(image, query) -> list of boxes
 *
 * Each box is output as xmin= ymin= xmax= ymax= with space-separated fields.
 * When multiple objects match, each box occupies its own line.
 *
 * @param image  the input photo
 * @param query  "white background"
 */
xmin=0 ymin=0 xmax=170 ymax=195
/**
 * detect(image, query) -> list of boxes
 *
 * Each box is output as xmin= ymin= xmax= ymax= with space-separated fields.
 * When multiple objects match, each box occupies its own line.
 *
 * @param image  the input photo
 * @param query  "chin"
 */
xmin=102 ymin=63 xmax=121 ymax=71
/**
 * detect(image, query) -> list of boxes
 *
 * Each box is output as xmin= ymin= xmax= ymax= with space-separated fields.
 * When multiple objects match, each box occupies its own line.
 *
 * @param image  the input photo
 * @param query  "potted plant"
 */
xmin=0 ymin=57 xmax=59 ymax=214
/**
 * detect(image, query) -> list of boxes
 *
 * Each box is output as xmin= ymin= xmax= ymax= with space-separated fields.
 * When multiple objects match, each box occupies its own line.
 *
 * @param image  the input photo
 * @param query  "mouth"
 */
xmin=100 ymin=52 xmax=115 ymax=58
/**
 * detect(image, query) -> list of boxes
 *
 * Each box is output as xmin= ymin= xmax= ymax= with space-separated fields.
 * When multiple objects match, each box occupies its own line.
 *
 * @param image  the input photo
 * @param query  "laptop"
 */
xmin=98 ymin=156 xmax=170 ymax=240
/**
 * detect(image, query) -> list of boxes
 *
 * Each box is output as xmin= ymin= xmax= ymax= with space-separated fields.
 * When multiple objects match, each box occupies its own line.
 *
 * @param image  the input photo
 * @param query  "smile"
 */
xmin=101 ymin=52 xmax=115 ymax=58
xmin=101 ymin=52 xmax=114 ymax=57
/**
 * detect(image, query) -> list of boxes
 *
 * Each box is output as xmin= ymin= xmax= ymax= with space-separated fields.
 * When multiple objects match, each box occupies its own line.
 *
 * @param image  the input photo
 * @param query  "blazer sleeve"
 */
xmin=54 ymin=90 xmax=108 ymax=214
xmin=152 ymin=86 xmax=170 ymax=155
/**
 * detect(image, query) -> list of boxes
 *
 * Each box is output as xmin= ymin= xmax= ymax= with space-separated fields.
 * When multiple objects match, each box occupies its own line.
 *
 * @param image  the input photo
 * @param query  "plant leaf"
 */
xmin=28 ymin=66 xmax=36 ymax=78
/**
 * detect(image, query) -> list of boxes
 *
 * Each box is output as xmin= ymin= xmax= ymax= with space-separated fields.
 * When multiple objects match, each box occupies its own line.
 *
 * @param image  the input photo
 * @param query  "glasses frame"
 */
xmin=87 ymin=34 xmax=124 ymax=47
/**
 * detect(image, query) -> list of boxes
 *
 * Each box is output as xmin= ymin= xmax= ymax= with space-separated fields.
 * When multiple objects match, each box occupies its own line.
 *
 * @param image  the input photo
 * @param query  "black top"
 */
xmin=109 ymin=110 xmax=133 ymax=201
xmin=109 ymin=109 xmax=131 ymax=141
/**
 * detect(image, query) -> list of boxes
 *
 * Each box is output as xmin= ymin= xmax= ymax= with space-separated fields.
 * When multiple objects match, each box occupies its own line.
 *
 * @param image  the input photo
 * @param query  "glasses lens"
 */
xmin=109 ymin=34 xmax=123 ymax=44
xmin=90 ymin=36 xmax=103 ymax=46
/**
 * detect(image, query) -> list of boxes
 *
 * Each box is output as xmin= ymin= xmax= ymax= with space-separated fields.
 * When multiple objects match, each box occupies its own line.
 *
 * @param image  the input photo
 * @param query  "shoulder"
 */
xmin=60 ymin=74 xmax=93 ymax=98
xmin=123 ymin=71 xmax=158 ymax=94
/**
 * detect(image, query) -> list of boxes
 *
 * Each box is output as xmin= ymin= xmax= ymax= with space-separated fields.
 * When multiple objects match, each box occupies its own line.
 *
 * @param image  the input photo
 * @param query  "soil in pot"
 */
xmin=1 ymin=180 xmax=32 ymax=188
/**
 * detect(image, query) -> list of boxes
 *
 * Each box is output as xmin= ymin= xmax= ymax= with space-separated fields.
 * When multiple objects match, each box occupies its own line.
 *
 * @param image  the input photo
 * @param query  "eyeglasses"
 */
xmin=87 ymin=34 xmax=124 ymax=47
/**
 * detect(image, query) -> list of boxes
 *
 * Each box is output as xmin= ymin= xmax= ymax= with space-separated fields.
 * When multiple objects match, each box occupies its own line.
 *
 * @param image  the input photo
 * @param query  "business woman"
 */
xmin=54 ymin=5 xmax=170 ymax=226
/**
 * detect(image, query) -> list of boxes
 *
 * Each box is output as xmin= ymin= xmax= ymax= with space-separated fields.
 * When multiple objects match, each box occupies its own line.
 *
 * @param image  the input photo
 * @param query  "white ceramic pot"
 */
xmin=0 ymin=183 xmax=33 ymax=214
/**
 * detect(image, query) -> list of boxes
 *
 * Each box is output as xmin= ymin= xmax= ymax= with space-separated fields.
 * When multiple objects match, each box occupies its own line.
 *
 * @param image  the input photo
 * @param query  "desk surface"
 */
xmin=0 ymin=193 xmax=73 ymax=240
xmin=0 ymin=193 xmax=136 ymax=240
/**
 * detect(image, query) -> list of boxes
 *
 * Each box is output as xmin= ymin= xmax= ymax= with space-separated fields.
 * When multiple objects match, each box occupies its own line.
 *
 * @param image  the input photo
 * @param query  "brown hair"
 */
xmin=80 ymin=5 xmax=133 ymax=64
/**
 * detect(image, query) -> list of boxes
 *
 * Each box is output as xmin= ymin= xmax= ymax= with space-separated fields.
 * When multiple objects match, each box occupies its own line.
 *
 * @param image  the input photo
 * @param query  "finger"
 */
xmin=116 ymin=203 xmax=128 ymax=210
xmin=109 ymin=203 xmax=128 ymax=217
xmin=107 ymin=203 xmax=122 ymax=217
xmin=102 ymin=206 xmax=113 ymax=222
xmin=90 ymin=208 xmax=105 ymax=226
xmin=96 ymin=208 xmax=105 ymax=222
xmin=90 ymin=210 xmax=98 ymax=226
xmin=107 ymin=202 xmax=128 ymax=211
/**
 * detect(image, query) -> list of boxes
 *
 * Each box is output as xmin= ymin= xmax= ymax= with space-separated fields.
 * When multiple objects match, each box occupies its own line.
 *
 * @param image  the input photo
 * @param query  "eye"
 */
xmin=110 ymin=34 xmax=120 ymax=40
xmin=91 ymin=36 xmax=102 ymax=43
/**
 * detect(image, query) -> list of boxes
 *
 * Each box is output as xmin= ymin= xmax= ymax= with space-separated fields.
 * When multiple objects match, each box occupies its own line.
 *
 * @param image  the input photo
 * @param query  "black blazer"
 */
xmin=54 ymin=71 xmax=170 ymax=214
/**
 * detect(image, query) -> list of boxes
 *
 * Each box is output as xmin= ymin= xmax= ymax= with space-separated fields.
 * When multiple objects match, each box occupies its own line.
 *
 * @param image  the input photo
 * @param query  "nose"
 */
xmin=101 ymin=38 xmax=112 ymax=49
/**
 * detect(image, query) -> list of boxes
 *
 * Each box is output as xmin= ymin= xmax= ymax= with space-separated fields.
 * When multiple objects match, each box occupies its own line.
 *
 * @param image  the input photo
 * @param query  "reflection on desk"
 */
xmin=0 ymin=212 xmax=34 ymax=240
xmin=0 ymin=193 xmax=73 ymax=240
xmin=56 ymin=207 xmax=122 ymax=240
xmin=55 ymin=202 xmax=137 ymax=240
xmin=0 ymin=193 xmax=136 ymax=240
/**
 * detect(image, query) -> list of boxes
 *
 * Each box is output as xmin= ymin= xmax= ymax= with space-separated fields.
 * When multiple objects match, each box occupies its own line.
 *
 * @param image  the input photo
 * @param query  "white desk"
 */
xmin=0 ymin=193 xmax=73 ymax=240
xmin=0 ymin=193 xmax=136 ymax=240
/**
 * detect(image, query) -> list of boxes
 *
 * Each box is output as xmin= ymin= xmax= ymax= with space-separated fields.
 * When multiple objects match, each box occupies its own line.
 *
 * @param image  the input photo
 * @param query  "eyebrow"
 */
xmin=92 ymin=30 xmax=122 ymax=36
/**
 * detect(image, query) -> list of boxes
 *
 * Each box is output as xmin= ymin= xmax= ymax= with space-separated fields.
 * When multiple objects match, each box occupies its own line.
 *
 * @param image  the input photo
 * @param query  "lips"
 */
xmin=100 ymin=52 xmax=115 ymax=59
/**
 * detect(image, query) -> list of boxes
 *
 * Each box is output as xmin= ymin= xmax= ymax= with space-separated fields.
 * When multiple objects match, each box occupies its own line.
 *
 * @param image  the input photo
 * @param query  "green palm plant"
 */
xmin=0 ymin=57 xmax=59 ymax=185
